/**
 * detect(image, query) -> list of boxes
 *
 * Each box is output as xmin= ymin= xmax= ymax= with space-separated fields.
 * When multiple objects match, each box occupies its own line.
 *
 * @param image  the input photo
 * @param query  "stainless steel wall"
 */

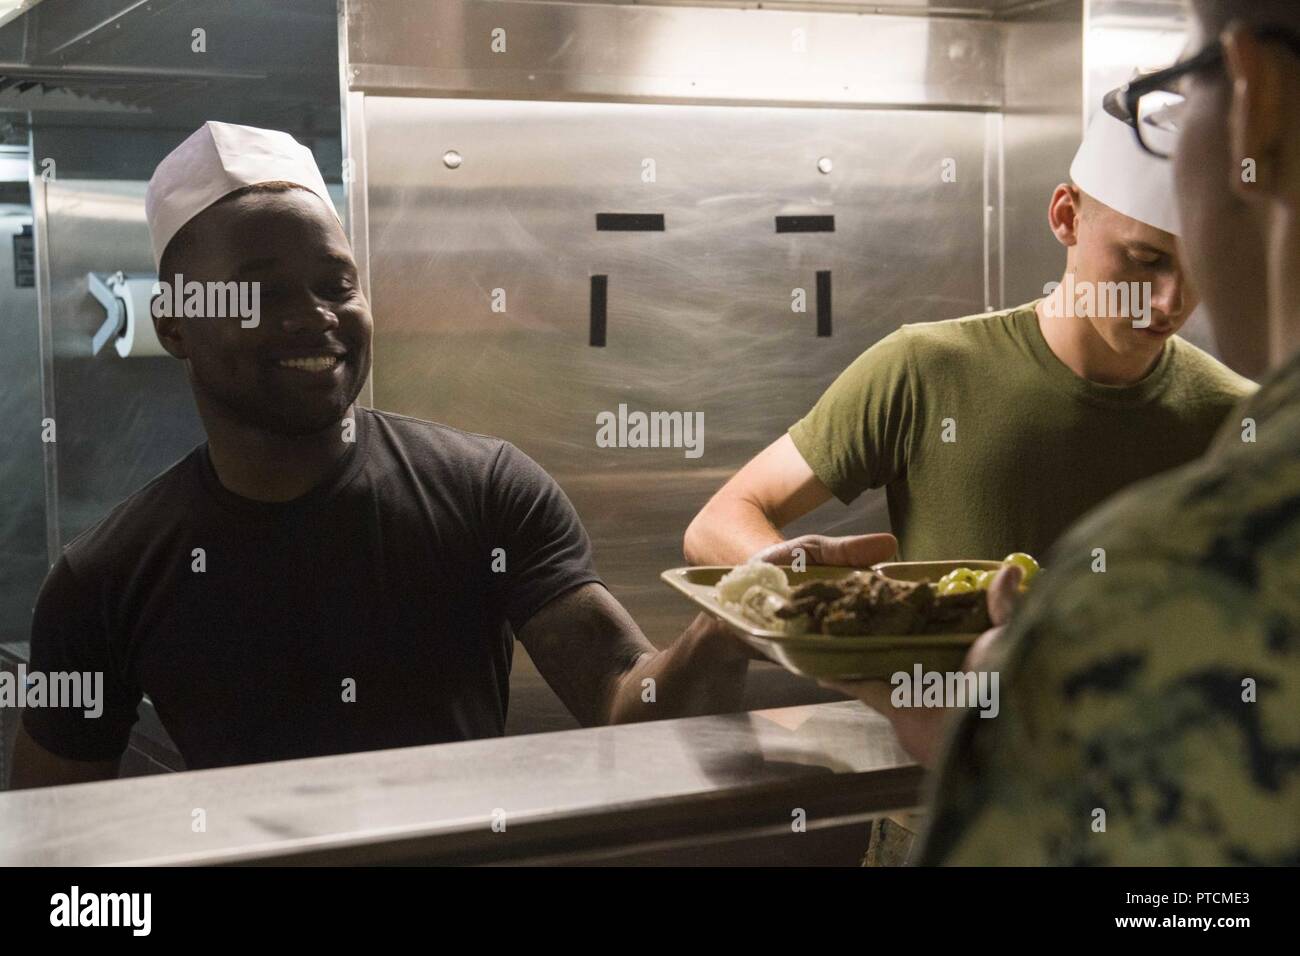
xmin=1001 ymin=0 xmax=1083 ymax=307
xmin=345 ymin=0 xmax=1089 ymax=729
xmin=345 ymin=0 xmax=1005 ymax=108
xmin=363 ymin=96 xmax=989 ymax=616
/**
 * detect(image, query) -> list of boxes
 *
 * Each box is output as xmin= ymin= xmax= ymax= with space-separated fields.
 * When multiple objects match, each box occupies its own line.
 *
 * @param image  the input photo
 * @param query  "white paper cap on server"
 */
xmin=145 ymin=121 xmax=338 ymax=268
xmin=1070 ymin=108 xmax=1180 ymax=236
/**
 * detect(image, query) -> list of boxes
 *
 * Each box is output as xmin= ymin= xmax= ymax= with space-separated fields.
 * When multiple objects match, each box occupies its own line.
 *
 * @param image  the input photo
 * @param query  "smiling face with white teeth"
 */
xmin=155 ymin=184 xmax=373 ymax=437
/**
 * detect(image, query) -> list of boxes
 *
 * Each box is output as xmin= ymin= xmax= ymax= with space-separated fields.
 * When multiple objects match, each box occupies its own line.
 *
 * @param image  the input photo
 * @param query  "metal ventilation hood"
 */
xmin=0 ymin=0 xmax=339 ymax=136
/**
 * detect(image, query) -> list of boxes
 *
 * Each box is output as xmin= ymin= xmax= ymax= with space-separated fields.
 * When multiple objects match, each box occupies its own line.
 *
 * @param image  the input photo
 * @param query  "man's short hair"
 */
xmin=157 ymin=180 xmax=311 ymax=281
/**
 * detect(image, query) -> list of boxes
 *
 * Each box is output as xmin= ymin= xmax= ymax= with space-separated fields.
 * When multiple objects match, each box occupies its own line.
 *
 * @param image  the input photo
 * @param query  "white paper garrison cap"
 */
xmin=145 ymin=121 xmax=338 ymax=268
xmin=1070 ymin=109 xmax=1180 ymax=236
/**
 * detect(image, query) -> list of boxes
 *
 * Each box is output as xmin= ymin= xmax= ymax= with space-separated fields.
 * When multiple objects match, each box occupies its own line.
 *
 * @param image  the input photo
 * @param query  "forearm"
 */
xmin=683 ymin=496 xmax=784 ymax=565
xmin=606 ymin=616 xmax=750 ymax=723
xmin=523 ymin=584 xmax=751 ymax=728
xmin=9 ymin=724 xmax=120 ymax=789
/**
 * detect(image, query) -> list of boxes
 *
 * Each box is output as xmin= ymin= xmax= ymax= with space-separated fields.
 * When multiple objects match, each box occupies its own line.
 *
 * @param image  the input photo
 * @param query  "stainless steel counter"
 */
xmin=0 ymin=701 xmax=921 ymax=866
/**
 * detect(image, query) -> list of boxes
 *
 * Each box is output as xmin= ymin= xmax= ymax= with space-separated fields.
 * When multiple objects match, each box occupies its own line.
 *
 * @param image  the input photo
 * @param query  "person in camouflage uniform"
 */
xmin=914 ymin=0 xmax=1300 ymax=866
xmin=918 ymin=369 xmax=1300 ymax=864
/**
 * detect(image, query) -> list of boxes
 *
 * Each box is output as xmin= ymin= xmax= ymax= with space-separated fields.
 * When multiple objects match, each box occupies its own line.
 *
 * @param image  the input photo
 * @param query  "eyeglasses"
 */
xmin=1103 ymin=25 xmax=1300 ymax=160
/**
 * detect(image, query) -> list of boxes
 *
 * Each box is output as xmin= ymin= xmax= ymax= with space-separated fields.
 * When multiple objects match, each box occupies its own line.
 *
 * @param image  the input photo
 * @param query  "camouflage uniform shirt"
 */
xmin=918 ymin=349 xmax=1300 ymax=865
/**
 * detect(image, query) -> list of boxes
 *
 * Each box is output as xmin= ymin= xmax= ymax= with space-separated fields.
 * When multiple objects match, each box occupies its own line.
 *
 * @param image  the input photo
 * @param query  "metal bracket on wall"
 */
xmin=86 ymin=270 xmax=131 ymax=355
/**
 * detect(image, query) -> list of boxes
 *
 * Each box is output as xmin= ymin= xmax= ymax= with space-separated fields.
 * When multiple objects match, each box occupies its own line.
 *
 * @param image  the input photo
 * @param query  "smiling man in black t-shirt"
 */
xmin=12 ymin=122 xmax=896 ymax=786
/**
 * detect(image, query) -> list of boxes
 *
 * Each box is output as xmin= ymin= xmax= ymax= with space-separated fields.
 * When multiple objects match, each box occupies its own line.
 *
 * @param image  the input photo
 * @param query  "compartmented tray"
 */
xmin=661 ymin=561 xmax=1001 ymax=680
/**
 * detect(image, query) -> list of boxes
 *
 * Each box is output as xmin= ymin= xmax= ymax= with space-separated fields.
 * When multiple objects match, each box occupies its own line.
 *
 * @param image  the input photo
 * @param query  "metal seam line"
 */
xmin=29 ymin=121 xmax=59 ymax=567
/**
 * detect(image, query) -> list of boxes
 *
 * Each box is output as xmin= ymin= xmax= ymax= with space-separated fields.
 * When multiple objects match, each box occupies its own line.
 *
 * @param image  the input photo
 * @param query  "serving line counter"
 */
xmin=0 ymin=701 xmax=922 ymax=866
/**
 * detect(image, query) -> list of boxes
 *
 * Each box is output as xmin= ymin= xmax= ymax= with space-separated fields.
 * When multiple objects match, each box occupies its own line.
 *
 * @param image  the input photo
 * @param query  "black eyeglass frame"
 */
xmin=1103 ymin=24 xmax=1300 ymax=159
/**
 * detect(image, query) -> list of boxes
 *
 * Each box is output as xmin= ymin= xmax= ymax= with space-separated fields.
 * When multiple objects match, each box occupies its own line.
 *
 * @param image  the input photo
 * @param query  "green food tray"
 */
xmin=660 ymin=561 xmax=1001 ymax=681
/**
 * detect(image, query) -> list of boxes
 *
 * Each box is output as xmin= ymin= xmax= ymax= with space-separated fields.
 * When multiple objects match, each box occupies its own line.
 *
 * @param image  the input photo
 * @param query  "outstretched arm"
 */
xmin=684 ymin=434 xmax=836 ymax=565
xmin=521 ymin=534 xmax=899 ymax=727
xmin=519 ymin=582 xmax=753 ymax=726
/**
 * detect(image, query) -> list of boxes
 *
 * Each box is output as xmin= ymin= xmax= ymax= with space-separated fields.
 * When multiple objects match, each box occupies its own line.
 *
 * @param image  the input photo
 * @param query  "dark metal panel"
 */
xmin=0 ymin=0 xmax=340 ymax=133
xmin=0 ymin=202 xmax=45 ymax=647
xmin=28 ymin=121 xmax=341 ymax=182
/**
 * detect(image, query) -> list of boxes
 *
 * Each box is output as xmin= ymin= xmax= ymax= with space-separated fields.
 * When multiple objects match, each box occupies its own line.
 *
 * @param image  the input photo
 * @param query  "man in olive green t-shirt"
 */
xmin=684 ymin=111 xmax=1256 ymax=565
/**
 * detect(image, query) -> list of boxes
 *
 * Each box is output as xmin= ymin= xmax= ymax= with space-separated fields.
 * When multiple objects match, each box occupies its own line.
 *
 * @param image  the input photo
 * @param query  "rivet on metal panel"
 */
xmin=817 ymin=157 xmax=833 ymax=175
xmin=442 ymin=150 xmax=463 ymax=170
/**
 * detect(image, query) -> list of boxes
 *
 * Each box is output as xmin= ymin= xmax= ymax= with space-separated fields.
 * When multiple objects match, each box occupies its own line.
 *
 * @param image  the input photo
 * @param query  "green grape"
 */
xmin=975 ymin=570 xmax=994 ymax=590
xmin=1002 ymin=552 xmax=1040 ymax=585
xmin=937 ymin=566 xmax=988 ymax=595
xmin=950 ymin=568 xmax=978 ymax=586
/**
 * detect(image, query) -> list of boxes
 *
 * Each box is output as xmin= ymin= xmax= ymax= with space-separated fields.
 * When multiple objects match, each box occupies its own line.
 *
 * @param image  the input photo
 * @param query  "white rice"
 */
xmin=715 ymin=560 xmax=790 ymax=604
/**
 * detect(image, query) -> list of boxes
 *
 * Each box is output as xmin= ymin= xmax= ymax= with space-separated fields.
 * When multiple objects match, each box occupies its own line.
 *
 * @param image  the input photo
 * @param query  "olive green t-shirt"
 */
xmin=788 ymin=302 xmax=1257 ymax=560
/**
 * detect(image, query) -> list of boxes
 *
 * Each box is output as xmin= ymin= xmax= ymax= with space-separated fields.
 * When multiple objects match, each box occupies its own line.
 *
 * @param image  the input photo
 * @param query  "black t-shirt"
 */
xmin=23 ymin=407 xmax=602 ymax=770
